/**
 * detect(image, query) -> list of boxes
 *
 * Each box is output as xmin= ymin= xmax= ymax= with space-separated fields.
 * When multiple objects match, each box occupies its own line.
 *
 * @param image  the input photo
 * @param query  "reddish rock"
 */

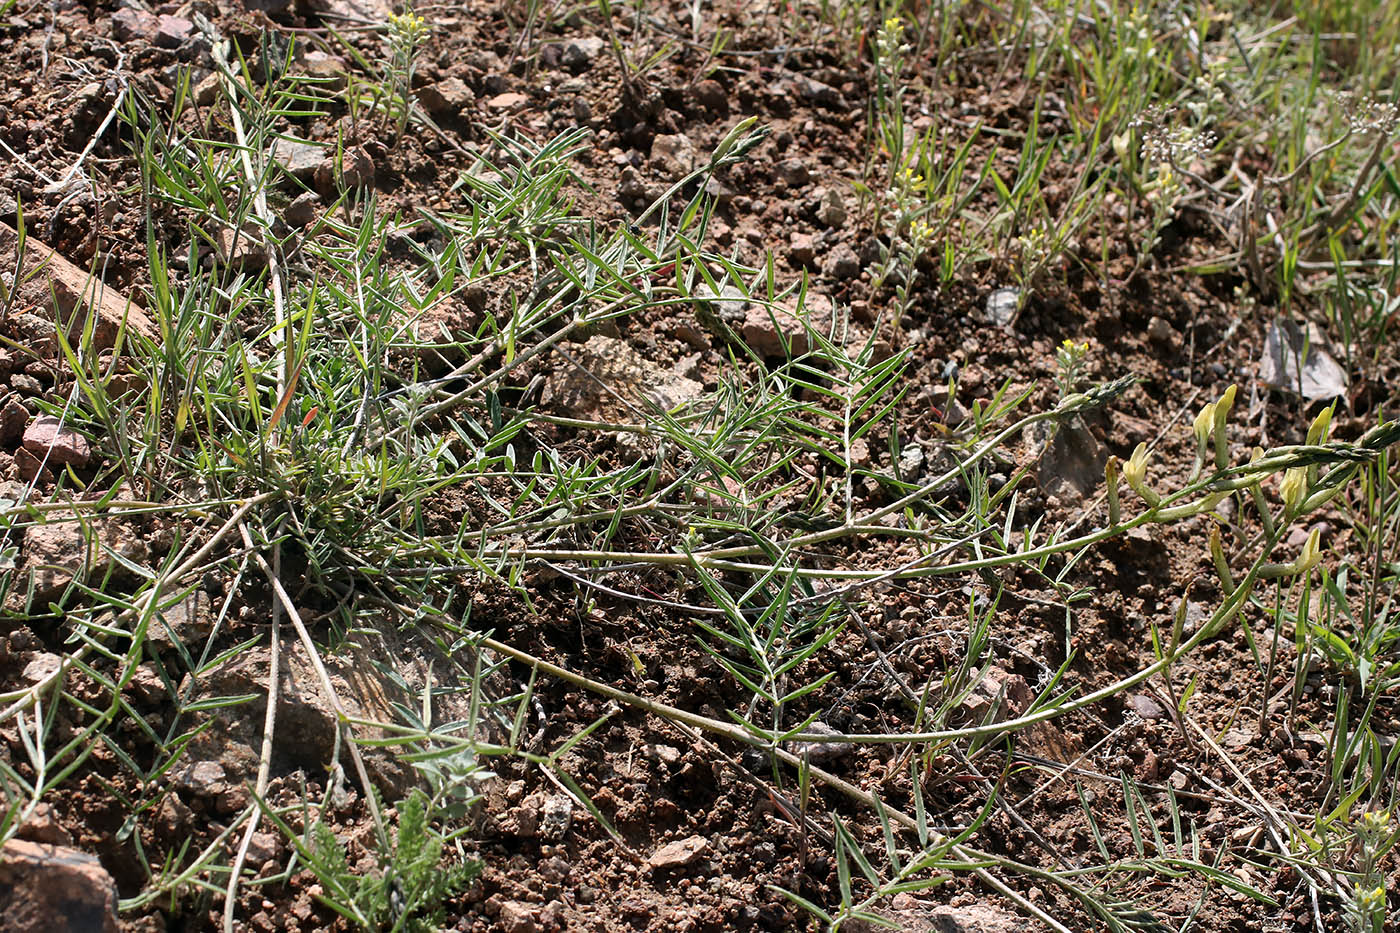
xmin=314 ymin=145 xmax=375 ymax=193
xmin=0 ymin=838 xmax=120 ymax=933
xmin=271 ymin=137 xmax=325 ymax=181
xmin=111 ymin=7 xmax=157 ymax=42
xmin=14 ymin=447 xmax=47 ymax=482
xmin=647 ymin=835 xmax=708 ymax=871
xmin=0 ymin=222 xmax=156 ymax=351
xmin=692 ymin=79 xmax=728 ymax=117
xmin=739 ymin=294 xmax=833 ymax=357
xmin=417 ymin=77 xmax=475 ymax=115
xmin=499 ymin=900 xmax=538 ymax=933
xmin=8 ymin=520 xmax=149 ymax=608
xmin=299 ymin=50 xmax=347 ymax=88
xmin=788 ymin=231 xmax=816 ymax=266
xmin=0 ymin=396 xmax=27 ymax=444
xmin=154 ymin=13 xmax=193 ymax=48
xmin=22 ymin=415 xmax=92 ymax=468
xmin=15 ymin=803 xmax=73 ymax=847
xmin=487 ymin=92 xmax=528 ymax=111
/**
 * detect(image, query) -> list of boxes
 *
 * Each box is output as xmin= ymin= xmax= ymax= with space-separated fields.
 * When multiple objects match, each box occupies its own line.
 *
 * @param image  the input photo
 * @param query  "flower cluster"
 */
xmin=1341 ymin=93 xmax=1400 ymax=135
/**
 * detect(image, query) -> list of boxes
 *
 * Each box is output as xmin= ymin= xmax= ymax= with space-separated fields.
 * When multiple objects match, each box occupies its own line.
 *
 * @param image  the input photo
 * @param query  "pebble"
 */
xmin=111 ymin=8 xmax=157 ymax=43
xmin=9 ymin=373 xmax=42 ymax=395
xmin=0 ymin=838 xmax=120 ymax=933
xmin=1146 ymin=315 xmax=1178 ymax=345
xmin=561 ymin=36 xmax=605 ymax=72
xmin=821 ymin=243 xmax=860 ymax=280
xmin=0 ymin=395 xmax=27 ymax=443
xmin=487 ymin=92 xmax=528 ymax=110
xmin=788 ymin=231 xmax=815 ymax=265
xmin=983 ymin=287 xmax=1019 ymax=327
xmin=417 ymin=77 xmax=474 ymax=115
xmin=154 ymin=14 xmax=193 ymax=49
xmin=284 ymin=191 xmax=320 ymax=228
xmin=647 ymin=835 xmax=709 ymax=871
xmin=22 ymin=415 xmax=92 ymax=467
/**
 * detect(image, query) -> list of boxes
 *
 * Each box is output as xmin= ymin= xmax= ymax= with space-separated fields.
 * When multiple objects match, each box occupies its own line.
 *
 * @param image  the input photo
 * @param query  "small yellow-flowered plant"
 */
xmin=1054 ymin=338 xmax=1091 ymax=398
xmin=1350 ymin=810 xmax=1392 ymax=933
xmin=386 ymin=5 xmax=431 ymax=143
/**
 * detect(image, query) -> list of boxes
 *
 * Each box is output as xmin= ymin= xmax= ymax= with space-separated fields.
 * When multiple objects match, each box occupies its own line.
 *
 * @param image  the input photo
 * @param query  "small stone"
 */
xmin=125 ymin=665 xmax=166 ymax=705
xmin=10 ymin=521 xmax=148 ymax=606
xmin=703 ymin=177 xmax=734 ymax=204
xmin=111 ymin=8 xmax=158 ymax=43
xmin=785 ymin=722 xmax=852 ymax=764
xmin=175 ymin=760 xmax=227 ymax=795
xmin=618 ymin=166 xmax=654 ymax=206
xmin=540 ymin=335 xmax=701 ymax=419
xmin=21 ymin=653 xmax=62 ymax=684
xmin=648 ymin=835 xmax=708 ymax=871
xmin=487 ymin=92 xmax=528 ymax=111
xmin=194 ymin=72 xmax=221 ymax=106
xmin=9 ymin=373 xmax=41 ymax=395
xmin=788 ymin=232 xmax=815 ymax=266
xmin=16 ymin=803 xmax=72 ymax=847
xmin=214 ymin=224 xmax=267 ymax=269
xmin=314 ymin=145 xmax=374 ymax=193
xmin=271 ymin=137 xmax=325 ymax=181
xmin=898 ymin=443 xmax=924 ymax=477
xmin=304 ymin=0 xmax=392 ymax=20
xmin=1027 ymin=415 xmax=1104 ymax=502
xmin=792 ymin=75 xmax=846 ymax=109
xmin=1126 ymin=693 xmax=1166 ymax=721
xmin=651 ymin=134 xmax=698 ymax=181
xmin=572 ymin=97 xmax=592 ymax=123
xmin=691 ymin=79 xmax=727 ymax=116
xmin=0 ymin=396 xmax=27 ymax=444
xmin=499 ymin=901 xmax=537 ymax=933
xmin=153 ymin=794 xmax=192 ymax=840
xmin=962 ymin=667 xmax=1034 ymax=723
xmin=1146 ymin=315 xmax=1177 ymax=345
xmin=1259 ymin=318 xmax=1347 ymax=401
xmin=561 ymin=36 xmax=605 ymax=72
xmin=1137 ymin=750 xmax=1161 ymax=782
xmin=822 ymin=243 xmax=860 ymax=280
xmin=417 ymin=77 xmax=475 ymax=115
xmin=299 ymin=50 xmax=346 ymax=88
xmin=154 ymin=14 xmax=193 ymax=48
xmin=0 ymin=839 xmax=120 ymax=933
xmin=983 ymin=287 xmax=1019 ymax=327
xmin=776 ymin=158 xmax=810 ymax=187
xmin=924 ymin=904 xmax=1021 ymax=933
xmin=14 ymin=448 xmax=47 ymax=482
xmin=649 ymin=744 xmax=682 ymax=766
xmin=284 ymin=191 xmax=320 ymax=228
xmin=816 ymin=188 xmax=847 ymax=228
xmin=245 ymin=832 xmax=282 ymax=865
xmin=540 ymin=794 xmax=573 ymax=841
xmin=22 ymin=415 xmax=92 ymax=467
xmin=738 ymin=293 xmax=833 ymax=357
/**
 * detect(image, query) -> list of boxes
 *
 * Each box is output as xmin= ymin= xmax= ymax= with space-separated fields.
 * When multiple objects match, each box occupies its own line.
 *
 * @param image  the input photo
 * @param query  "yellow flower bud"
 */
xmin=1279 ymin=467 xmax=1307 ymax=516
xmin=1190 ymin=401 xmax=1217 ymax=480
xmin=1295 ymin=527 xmax=1322 ymax=576
xmin=1213 ymin=384 xmax=1237 ymax=470
xmin=1193 ymin=402 xmax=1216 ymax=447
xmin=1122 ymin=443 xmax=1160 ymax=507
xmin=1306 ymin=404 xmax=1334 ymax=446
xmin=1210 ymin=524 xmax=1234 ymax=592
